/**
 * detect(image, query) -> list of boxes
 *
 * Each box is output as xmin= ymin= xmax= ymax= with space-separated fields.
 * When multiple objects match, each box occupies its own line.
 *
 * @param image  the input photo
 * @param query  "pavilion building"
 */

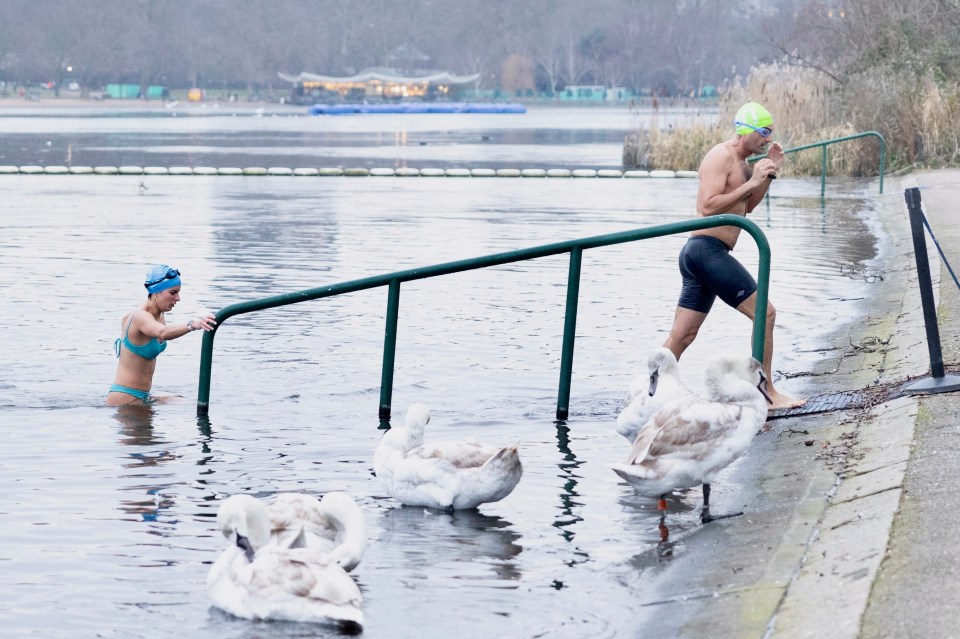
xmin=278 ymin=67 xmax=481 ymax=104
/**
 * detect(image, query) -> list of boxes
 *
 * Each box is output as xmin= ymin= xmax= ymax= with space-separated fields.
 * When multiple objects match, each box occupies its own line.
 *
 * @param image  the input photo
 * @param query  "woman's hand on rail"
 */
xmin=191 ymin=313 xmax=217 ymax=332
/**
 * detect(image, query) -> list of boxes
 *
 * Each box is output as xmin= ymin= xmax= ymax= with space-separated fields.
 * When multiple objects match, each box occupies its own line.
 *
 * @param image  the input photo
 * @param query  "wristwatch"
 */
xmin=187 ymin=319 xmax=195 ymax=331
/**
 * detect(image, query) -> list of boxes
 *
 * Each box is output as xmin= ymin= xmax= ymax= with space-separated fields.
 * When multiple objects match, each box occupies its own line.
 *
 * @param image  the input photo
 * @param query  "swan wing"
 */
xmin=453 ymin=446 xmax=523 ymax=509
xmin=415 ymin=440 xmax=499 ymax=468
xmin=382 ymin=454 xmax=460 ymax=509
xmin=243 ymin=548 xmax=364 ymax=625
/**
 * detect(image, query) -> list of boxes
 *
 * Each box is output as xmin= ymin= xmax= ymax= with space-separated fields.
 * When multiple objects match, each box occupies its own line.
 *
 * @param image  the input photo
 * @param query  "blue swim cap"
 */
xmin=144 ymin=264 xmax=181 ymax=294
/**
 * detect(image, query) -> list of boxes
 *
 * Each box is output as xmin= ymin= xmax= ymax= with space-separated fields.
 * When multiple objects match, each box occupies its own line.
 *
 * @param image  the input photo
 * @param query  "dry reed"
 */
xmin=624 ymin=60 xmax=960 ymax=175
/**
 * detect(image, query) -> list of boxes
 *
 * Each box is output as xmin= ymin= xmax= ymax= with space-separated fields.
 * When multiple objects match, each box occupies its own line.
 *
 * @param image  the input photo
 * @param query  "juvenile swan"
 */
xmin=610 ymin=355 xmax=771 ymax=523
xmin=267 ymin=492 xmax=367 ymax=572
xmin=207 ymin=494 xmax=364 ymax=628
xmin=374 ymin=403 xmax=523 ymax=511
xmin=616 ymin=346 xmax=694 ymax=443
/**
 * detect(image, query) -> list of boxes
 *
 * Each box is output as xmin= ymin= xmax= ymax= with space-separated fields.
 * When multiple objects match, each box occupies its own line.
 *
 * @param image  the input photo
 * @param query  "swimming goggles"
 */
xmin=735 ymin=121 xmax=773 ymax=138
xmin=144 ymin=268 xmax=181 ymax=289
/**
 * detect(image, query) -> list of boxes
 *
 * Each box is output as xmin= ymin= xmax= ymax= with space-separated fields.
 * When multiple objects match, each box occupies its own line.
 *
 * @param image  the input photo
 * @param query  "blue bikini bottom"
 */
xmin=108 ymin=384 xmax=152 ymax=403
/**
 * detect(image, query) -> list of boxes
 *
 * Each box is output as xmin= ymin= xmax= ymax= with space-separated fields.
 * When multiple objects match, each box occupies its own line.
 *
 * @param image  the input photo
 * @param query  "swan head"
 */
xmin=378 ymin=402 xmax=432 ymax=454
xmin=703 ymin=355 xmax=771 ymax=402
xmin=402 ymin=402 xmax=431 ymax=437
xmin=405 ymin=402 xmax=430 ymax=427
xmin=217 ymin=494 xmax=272 ymax=561
xmin=647 ymin=347 xmax=679 ymax=396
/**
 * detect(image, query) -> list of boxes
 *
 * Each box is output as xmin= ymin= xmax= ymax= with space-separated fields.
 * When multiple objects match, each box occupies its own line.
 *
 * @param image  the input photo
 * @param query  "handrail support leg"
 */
xmin=379 ymin=279 xmax=401 ymax=424
xmin=556 ymin=247 xmax=583 ymax=421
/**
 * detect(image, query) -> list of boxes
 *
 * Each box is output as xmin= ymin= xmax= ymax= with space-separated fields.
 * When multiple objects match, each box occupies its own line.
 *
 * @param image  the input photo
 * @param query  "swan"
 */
xmin=207 ymin=494 xmax=364 ymax=629
xmin=610 ymin=355 xmax=771 ymax=523
xmin=267 ymin=492 xmax=366 ymax=572
xmin=374 ymin=403 xmax=523 ymax=511
xmin=616 ymin=346 xmax=694 ymax=442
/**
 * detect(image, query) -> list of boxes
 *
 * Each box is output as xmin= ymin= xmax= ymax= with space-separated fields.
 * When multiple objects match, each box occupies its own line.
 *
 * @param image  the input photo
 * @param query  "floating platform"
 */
xmin=308 ymin=102 xmax=527 ymax=115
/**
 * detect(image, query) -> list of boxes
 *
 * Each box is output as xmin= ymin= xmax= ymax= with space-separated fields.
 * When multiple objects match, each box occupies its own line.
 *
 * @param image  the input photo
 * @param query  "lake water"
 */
xmin=0 ymin=104 xmax=715 ymax=170
xmin=0 ymin=105 xmax=882 ymax=637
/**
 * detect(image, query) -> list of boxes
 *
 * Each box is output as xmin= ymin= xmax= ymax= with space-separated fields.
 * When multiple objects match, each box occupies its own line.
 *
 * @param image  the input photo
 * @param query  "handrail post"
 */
xmin=379 ymin=279 xmax=401 ymax=424
xmin=820 ymin=144 xmax=827 ymax=198
xmin=196 ymin=324 xmax=219 ymax=416
xmin=878 ymin=134 xmax=886 ymax=193
xmin=751 ymin=231 xmax=771 ymax=365
xmin=902 ymin=187 xmax=960 ymax=394
xmin=556 ymin=247 xmax=583 ymax=421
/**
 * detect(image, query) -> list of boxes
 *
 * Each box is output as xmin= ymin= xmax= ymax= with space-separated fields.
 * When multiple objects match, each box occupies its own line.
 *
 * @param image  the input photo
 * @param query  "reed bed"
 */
xmin=624 ymin=61 xmax=960 ymax=176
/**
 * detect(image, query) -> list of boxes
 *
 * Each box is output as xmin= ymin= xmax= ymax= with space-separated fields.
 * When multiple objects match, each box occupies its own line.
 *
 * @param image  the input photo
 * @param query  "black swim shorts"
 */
xmin=677 ymin=236 xmax=758 ymax=313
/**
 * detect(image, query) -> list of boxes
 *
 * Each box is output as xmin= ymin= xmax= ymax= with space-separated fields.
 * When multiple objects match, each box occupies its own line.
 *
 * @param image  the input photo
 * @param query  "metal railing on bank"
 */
xmin=752 ymin=131 xmax=886 ymax=197
xmin=196 ymin=214 xmax=771 ymax=423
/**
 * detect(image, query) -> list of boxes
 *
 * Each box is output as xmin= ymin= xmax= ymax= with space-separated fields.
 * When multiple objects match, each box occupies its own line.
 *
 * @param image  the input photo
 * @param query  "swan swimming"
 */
xmin=610 ymin=355 xmax=771 ymax=523
xmin=616 ymin=346 xmax=694 ymax=442
xmin=207 ymin=494 xmax=364 ymax=629
xmin=374 ymin=403 xmax=523 ymax=511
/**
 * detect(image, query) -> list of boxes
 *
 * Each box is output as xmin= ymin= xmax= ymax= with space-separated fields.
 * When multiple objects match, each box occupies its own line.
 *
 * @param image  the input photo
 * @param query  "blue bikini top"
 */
xmin=114 ymin=312 xmax=167 ymax=360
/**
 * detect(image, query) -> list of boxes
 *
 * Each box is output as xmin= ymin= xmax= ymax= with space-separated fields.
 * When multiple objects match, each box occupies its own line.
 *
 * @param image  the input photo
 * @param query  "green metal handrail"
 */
xmin=751 ymin=131 xmax=886 ymax=197
xmin=196 ymin=214 xmax=771 ymax=421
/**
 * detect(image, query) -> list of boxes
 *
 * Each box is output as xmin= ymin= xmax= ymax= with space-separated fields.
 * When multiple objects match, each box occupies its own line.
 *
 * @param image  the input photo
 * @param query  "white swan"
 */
xmin=616 ymin=346 xmax=694 ymax=442
xmin=610 ymin=355 xmax=770 ymax=523
xmin=374 ymin=403 xmax=523 ymax=511
xmin=267 ymin=492 xmax=366 ymax=572
xmin=207 ymin=494 xmax=364 ymax=628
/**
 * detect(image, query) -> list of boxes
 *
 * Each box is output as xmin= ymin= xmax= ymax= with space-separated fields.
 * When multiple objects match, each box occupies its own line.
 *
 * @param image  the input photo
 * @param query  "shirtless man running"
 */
xmin=663 ymin=101 xmax=805 ymax=410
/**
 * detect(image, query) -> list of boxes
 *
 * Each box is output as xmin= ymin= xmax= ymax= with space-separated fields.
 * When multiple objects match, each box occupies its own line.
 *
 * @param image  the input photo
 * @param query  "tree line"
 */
xmin=0 ymin=0 xmax=798 ymax=98
xmin=629 ymin=0 xmax=960 ymax=172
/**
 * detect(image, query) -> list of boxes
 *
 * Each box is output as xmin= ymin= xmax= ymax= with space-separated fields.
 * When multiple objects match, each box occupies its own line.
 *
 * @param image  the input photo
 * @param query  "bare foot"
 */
xmin=767 ymin=390 xmax=806 ymax=411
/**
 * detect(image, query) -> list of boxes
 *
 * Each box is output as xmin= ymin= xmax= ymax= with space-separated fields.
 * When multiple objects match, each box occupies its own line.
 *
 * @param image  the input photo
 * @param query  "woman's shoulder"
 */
xmin=127 ymin=307 xmax=161 ymax=328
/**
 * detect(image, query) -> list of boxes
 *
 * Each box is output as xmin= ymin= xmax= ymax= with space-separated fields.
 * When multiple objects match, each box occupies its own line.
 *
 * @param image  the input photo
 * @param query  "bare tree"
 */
xmin=0 ymin=0 xmax=795 ymax=96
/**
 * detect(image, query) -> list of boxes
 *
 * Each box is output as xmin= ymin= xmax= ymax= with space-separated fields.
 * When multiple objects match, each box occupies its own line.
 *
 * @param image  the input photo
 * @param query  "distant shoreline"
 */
xmin=0 ymin=96 xmax=307 ymax=116
xmin=0 ymin=96 xmax=705 ymax=117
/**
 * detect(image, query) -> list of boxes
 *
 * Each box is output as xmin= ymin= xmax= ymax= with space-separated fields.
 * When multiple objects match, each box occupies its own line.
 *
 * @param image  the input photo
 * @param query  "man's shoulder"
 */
xmin=699 ymin=140 xmax=739 ymax=171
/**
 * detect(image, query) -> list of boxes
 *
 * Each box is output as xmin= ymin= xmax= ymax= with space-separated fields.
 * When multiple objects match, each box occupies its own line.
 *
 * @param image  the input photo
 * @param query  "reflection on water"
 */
xmin=0 ymin=110 xmax=887 ymax=637
xmin=115 ymin=404 xmax=161 ymax=447
xmin=114 ymin=405 xmax=180 ymax=526
xmin=615 ymin=490 xmax=700 ymax=568
xmin=377 ymin=506 xmax=522 ymax=571
xmin=552 ymin=423 xmax=586 ymax=547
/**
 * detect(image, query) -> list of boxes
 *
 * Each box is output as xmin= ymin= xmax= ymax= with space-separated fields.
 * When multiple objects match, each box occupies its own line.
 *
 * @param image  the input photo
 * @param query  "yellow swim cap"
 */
xmin=734 ymin=102 xmax=773 ymax=136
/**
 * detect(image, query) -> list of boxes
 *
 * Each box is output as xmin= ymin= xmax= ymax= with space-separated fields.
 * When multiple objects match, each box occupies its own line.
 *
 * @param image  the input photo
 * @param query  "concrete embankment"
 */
xmin=623 ymin=169 xmax=960 ymax=638
xmin=857 ymin=170 xmax=960 ymax=639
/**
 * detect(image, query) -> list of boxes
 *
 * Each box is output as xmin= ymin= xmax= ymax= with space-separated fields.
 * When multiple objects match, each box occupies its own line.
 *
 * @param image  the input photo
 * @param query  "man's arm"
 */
xmin=697 ymin=147 xmax=765 ymax=216
xmin=744 ymin=168 xmax=773 ymax=212
xmin=744 ymin=143 xmax=783 ymax=212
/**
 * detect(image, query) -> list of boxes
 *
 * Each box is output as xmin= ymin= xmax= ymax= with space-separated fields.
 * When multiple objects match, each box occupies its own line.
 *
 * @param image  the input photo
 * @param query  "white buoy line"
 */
xmin=0 ymin=165 xmax=698 ymax=179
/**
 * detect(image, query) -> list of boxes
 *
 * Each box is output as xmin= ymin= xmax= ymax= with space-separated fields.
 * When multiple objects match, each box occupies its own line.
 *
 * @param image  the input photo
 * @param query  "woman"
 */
xmin=106 ymin=264 xmax=217 ymax=406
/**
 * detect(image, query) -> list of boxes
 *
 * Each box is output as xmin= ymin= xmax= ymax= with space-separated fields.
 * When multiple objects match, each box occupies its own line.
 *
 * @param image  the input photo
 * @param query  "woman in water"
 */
xmin=106 ymin=264 xmax=217 ymax=406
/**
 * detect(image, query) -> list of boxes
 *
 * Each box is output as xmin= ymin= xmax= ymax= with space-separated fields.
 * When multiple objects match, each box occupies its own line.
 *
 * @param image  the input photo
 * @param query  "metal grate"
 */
xmin=768 ymin=391 xmax=866 ymax=420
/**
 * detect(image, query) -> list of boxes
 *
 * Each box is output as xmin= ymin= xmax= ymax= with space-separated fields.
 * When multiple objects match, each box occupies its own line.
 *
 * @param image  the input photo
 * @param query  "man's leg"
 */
xmin=735 ymin=293 xmax=805 ymax=410
xmin=663 ymin=306 xmax=709 ymax=361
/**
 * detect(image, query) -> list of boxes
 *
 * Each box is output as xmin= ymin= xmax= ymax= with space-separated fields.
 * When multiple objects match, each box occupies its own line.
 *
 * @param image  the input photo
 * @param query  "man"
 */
xmin=663 ymin=101 xmax=804 ymax=410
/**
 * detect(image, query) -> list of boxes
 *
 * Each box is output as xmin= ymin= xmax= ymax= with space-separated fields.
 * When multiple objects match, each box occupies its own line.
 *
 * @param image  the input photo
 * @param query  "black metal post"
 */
xmin=902 ymin=187 xmax=960 ymax=394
